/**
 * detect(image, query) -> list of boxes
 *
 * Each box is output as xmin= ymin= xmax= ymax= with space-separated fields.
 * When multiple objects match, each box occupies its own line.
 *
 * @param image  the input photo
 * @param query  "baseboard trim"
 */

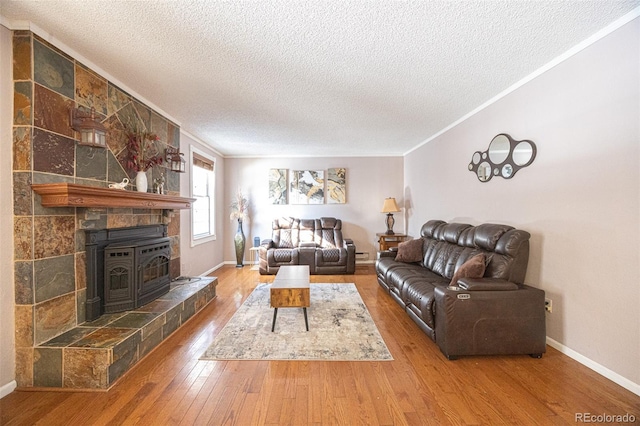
xmin=200 ymin=262 xmax=226 ymax=276
xmin=546 ymin=337 xmax=640 ymax=397
xmin=0 ymin=380 xmax=17 ymax=399
xmin=223 ymin=260 xmax=377 ymax=267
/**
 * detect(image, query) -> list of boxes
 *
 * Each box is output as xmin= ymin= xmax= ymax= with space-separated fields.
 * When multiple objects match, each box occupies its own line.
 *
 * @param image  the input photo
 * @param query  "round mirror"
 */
xmin=468 ymin=163 xmax=473 ymax=171
xmin=488 ymin=134 xmax=510 ymax=164
xmin=513 ymin=141 xmax=534 ymax=166
xmin=477 ymin=162 xmax=492 ymax=182
xmin=472 ymin=152 xmax=481 ymax=164
xmin=502 ymin=164 xmax=513 ymax=178
xmin=493 ymin=168 xmax=499 ymax=175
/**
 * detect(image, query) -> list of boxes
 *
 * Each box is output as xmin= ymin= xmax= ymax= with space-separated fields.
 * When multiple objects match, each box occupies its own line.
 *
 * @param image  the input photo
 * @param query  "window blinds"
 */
xmin=193 ymin=153 xmax=214 ymax=171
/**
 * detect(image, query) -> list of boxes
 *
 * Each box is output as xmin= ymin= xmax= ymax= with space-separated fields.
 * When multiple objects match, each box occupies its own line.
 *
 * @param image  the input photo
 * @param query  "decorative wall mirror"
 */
xmin=468 ymin=133 xmax=536 ymax=182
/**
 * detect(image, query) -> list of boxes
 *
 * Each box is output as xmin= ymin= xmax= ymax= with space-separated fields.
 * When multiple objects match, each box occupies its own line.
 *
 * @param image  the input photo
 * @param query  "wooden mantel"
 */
xmin=32 ymin=183 xmax=195 ymax=210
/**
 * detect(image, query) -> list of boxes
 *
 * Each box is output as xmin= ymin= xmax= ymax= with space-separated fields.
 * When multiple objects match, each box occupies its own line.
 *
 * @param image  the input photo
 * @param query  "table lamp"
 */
xmin=381 ymin=197 xmax=400 ymax=235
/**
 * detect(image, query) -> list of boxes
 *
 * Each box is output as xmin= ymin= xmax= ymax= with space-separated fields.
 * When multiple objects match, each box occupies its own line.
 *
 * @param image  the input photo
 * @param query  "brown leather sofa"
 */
xmin=376 ymin=220 xmax=546 ymax=359
xmin=259 ymin=217 xmax=356 ymax=275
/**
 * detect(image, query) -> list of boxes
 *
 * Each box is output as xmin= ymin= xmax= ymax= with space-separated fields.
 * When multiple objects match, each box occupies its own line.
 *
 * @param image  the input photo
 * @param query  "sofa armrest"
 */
xmin=456 ymin=278 xmax=518 ymax=291
xmin=299 ymin=242 xmax=317 ymax=248
xmin=343 ymin=238 xmax=356 ymax=274
xmin=378 ymin=249 xmax=396 ymax=259
xmin=260 ymin=239 xmax=275 ymax=249
xmin=434 ymin=284 xmax=546 ymax=359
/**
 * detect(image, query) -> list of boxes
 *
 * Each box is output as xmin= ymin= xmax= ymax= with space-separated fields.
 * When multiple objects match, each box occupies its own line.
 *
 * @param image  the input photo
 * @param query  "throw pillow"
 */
xmin=394 ymin=238 xmax=423 ymax=263
xmin=450 ymin=253 xmax=486 ymax=286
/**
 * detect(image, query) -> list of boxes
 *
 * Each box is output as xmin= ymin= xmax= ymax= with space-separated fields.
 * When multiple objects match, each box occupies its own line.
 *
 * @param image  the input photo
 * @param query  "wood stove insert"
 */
xmin=104 ymin=237 xmax=171 ymax=313
xmin=85 ymin=224 xmax=171 ymax=322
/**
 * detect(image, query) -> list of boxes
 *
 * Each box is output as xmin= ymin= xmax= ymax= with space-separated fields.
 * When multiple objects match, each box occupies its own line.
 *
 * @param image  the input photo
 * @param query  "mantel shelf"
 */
xmin=31 ymin=183 xmax=195 ymax=210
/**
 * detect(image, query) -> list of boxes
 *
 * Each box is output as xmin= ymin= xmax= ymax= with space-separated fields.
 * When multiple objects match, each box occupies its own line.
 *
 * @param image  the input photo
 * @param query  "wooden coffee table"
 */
xmin=270 ymin=265 xmax=310 ymax=332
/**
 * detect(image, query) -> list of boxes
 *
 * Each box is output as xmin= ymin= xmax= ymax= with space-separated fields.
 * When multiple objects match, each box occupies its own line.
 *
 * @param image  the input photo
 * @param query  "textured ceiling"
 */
xmin=1 ymin=1 xmax=638 ymax=157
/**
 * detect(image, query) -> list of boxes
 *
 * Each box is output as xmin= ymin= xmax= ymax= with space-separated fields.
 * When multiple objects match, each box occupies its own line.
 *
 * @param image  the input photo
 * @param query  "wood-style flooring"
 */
xmin=1 ymin=265 xmax=639 ymax=425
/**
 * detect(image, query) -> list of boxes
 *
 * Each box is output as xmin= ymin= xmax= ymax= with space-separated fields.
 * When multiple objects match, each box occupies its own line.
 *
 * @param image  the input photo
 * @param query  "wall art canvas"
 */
xmin=269 ymin=169 xmax=288 ymax=204
xmin=327 ymin=168 xmax=346 ymax=204
xmin=290 ymin=170 xmax=325 ymax=204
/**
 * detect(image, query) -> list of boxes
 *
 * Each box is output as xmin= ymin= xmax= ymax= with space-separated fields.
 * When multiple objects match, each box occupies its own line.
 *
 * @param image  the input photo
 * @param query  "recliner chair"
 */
xmin=259 ymin=217 xmax=356 ymax=275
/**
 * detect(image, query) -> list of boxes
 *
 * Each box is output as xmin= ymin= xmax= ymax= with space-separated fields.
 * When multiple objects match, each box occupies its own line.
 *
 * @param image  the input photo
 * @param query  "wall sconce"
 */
xmin=165 ymin=146 xmax=186 ymax=173
xmin=70 ymin=107 xmax=107 ymax=148
xmin=381 ymin=197 xmax=400 ymax=235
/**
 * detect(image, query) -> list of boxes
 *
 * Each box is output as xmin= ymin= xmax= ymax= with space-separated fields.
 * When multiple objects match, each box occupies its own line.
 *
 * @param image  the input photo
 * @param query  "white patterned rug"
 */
xmin=200 ymin=283 xmax=393 ymax=361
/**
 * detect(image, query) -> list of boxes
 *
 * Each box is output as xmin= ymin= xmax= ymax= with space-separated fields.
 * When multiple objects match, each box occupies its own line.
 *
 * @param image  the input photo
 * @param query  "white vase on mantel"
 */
xmin=135 ymin=170 xmax=148 ymax=193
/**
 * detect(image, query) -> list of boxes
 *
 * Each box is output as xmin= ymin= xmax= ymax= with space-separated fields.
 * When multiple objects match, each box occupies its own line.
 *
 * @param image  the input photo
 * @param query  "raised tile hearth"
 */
xmin=28 ymin=277 xmax=217 ymax=390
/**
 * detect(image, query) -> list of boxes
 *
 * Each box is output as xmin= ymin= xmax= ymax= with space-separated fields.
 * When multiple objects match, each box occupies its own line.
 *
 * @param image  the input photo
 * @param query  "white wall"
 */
xmin=0 ymin=24 xmax=16 ymax=397
xmin=404 ymin=18 xmax=639 ymax=391
xmin=223 ymin=156 xmax=404 ymax=264
xmin=179 ymin=131 xmax=226 ymax=276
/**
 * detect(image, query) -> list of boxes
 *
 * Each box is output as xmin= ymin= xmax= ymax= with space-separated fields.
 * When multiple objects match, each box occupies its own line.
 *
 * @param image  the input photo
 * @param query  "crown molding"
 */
xmin=405 ymin=7 xmax=640 ymax=156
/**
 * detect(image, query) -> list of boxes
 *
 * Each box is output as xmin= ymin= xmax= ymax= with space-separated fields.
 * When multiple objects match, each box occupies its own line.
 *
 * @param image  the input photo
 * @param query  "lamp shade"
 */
xmin=381 ymin=197 xmax=400 ymax=213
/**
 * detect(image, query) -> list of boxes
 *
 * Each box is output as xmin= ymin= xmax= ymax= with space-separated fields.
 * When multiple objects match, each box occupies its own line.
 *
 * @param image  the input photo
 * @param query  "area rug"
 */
xmin=200 ymin=283 xmax=393 ymax=361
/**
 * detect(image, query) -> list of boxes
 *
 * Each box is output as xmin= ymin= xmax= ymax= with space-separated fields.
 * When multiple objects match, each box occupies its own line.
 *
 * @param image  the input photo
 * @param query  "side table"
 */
xmin=376 ymin=232 xmax=408 ymax=251
xmin=249 ymin=246 xmax=260 ymax=270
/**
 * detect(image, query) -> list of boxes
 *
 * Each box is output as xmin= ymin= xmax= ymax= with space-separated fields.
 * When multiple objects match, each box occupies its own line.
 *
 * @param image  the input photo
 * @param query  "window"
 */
xmin=190 ymin=147 xmax=216 ymax=246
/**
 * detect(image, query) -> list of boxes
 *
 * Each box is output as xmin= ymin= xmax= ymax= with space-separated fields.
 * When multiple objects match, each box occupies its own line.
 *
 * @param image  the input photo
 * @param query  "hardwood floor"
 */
xmin=2 ymin=265 xmax=639 ymax=425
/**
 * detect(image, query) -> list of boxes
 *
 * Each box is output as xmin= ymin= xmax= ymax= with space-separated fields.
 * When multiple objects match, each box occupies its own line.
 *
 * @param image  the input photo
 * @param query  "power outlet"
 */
xmin=545 ymin=298 xmax=553 ymax=313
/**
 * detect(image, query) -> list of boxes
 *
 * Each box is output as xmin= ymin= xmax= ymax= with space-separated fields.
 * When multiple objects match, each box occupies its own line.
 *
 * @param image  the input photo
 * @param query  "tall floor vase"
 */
xmin=234 ymin=220 xmax=246 ymax=267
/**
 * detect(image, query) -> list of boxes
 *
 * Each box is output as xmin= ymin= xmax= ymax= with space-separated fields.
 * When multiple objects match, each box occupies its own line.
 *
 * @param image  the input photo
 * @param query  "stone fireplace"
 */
xmin=11 ymin=30 xmax=188 ymax=389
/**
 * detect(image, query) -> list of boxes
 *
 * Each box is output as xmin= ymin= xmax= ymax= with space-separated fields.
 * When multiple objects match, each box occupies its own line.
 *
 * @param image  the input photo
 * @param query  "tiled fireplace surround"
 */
xmin=11 ymin=31 xmax=217 ymax=389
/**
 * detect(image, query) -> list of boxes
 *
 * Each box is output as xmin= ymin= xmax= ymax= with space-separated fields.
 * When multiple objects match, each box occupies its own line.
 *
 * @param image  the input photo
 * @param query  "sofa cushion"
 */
xmin=426 ymin=241 xmax=465 ymax=278
xmin=376 ymin=256 xmax=401 ymax=276
xmin=402 ymin=277 xmax=442 ymax=329
xmin=298 ymin=219 xmax=316 ymax=244
xmin=315 ymin=218 xmax=344 ymax=249
xmin=277 ymin=231 xmax=295 ymax=248
xmin=319 ymin=248 xmax=342 ymax=263
xmin=473 ymin=224 xmax=512 ymax=251
xmin=394 ymin=238 xmax=423 ymax=263
xmin=442 ymin=223 xmax=472 ymax=244
xmin=320 ymin=229 xmax=337 ymax=248
xmin=321 ymin=217 xmax=339 ymax=229
xmin=449 ymin=253 xmax=486 ymax=286
xmin=272 ymin=248 xmax=296 ymax=263
xmin=377 ymin=258 xmax=422 ymax=290
xmin=273 ymin=217 xmax=299 ymax=248
xmin=420 ymin=220 xmax=446 ymax=238
xmin=386 ymin=266 xmax=425 ymax=296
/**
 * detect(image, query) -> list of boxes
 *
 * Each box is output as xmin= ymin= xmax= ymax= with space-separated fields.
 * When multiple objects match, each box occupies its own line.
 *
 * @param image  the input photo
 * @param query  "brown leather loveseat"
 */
xmin=259 ymin=217 xmax=356 ymax=275
xmin=376 ymin=220 xmax=546 ymax=359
